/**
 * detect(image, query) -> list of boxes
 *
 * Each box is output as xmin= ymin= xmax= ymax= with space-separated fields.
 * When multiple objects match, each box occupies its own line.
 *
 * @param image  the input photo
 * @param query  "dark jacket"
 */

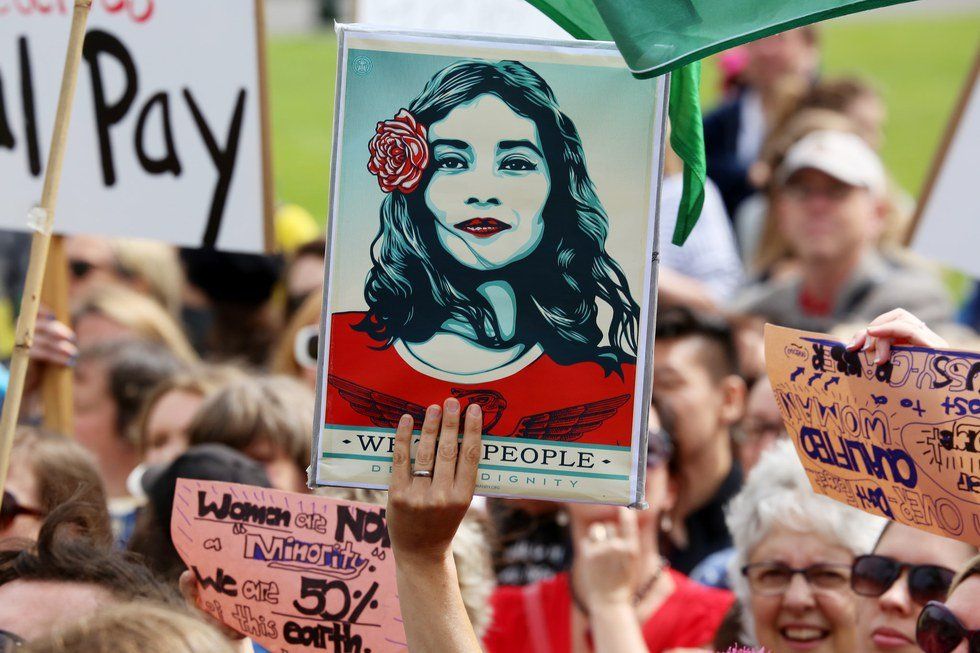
xmin=703 ymin=96 xmax=754 ymax=218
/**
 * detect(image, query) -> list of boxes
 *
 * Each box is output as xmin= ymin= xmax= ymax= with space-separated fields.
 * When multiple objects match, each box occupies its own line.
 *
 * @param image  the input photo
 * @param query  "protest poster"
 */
xmin=311 ymin=25 xmax=667 ymax=506
xmin=172 ymin=479 xmax=406 ymax=652
xmin=910 ymin=53 xmax=980 ymax=277
xmin=0 ymin=0 xmax=272 ymax=252
xmin=765 ymin=324 xmax=980 ymax=546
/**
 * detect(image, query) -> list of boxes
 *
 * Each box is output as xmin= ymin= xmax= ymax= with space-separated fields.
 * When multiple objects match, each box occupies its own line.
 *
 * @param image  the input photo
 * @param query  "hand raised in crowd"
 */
xmin=387 ymin=398 xmax=483 ymax=564
xmin=577 ymin=508 xmax=642 ymax=610
xmin=24 ymin=310 xmax=78 ymax=396
xmin=29 ymin=311 xmax=77 ymax=367
xmin=177 ymin=569 xmax=254 ymax=653
xmin=386 ymin=398 xmax=484 ymax=653
xmin=846 ymin=308 xmax=949 ymax=365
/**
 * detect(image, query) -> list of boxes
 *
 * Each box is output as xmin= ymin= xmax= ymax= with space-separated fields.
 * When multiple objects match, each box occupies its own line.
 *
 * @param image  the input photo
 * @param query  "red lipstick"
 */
xmin=453 ymin=218 xmax=512 ymax=238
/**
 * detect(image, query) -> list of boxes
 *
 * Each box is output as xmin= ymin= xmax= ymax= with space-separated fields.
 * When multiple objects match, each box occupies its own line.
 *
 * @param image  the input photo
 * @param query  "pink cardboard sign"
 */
xmin=172 ymin=479 xmax=407 ymax=652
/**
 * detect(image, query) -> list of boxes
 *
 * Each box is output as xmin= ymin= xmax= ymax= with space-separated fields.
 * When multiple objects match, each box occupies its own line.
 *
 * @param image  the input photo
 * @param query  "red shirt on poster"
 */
xmin=325 ymin=312 xmax=637 ymax=446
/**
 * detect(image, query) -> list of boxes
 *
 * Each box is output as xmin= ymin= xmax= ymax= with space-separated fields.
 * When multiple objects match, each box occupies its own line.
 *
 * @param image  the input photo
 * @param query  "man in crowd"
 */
xmin=704 ymin=27 xmax=821 ymax=216
xmin=652 ymin=307 xmax=746 ymax=575
xmin=736 ymin=375 xmax=788 ymax=475
xmin=732 ymin=129 xmax=953 ymax=331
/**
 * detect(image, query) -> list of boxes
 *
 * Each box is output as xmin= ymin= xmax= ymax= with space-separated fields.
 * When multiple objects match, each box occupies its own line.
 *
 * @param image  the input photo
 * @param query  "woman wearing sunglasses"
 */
xmin=852 ymin=522 xmax=976 ymax=652
xmin=916 ymin=554 xmax=980 ymax=653
xmin=2 ymin=427 xmax=110 ymax=544
xmin=270 ymin=293 xmax=321 ymax=389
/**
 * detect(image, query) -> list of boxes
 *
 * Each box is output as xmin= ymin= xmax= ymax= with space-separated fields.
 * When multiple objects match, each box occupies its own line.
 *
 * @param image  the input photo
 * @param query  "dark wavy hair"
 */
xmin=355 ymin=59 xmax=640 ymax=373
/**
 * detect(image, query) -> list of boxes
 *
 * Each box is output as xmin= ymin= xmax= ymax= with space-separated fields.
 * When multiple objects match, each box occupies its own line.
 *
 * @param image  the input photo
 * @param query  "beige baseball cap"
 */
xmin=776 ymin=130 xmax=887 ymax=197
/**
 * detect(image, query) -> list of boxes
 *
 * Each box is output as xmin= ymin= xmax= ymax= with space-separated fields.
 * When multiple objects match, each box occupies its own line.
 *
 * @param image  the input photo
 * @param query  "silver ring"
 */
xmin=412 ymin=469 xmax=433 ymax=478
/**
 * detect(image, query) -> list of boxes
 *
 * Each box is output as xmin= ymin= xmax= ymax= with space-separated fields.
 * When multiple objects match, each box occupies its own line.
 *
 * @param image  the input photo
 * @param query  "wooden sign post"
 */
xmin=0 ymin=0 xmax=93 ymax=508
xmin=40 ymin=236 xmax=73 ymax=435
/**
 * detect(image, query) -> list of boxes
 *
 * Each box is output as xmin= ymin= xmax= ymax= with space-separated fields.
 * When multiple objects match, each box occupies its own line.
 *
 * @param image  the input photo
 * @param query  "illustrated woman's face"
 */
xmin=424 ymin=94 xmax=551 ymax=271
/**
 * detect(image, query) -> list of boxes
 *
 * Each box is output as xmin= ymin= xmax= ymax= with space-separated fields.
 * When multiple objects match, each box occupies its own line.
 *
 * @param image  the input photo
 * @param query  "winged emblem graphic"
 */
xmin=329 ymin=375 xmax=629 ymax=442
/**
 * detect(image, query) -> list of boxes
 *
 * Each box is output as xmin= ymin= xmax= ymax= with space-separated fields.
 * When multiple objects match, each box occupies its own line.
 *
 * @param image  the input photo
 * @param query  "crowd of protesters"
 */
xmin=0 ymin=26 xmax=978 ymax=653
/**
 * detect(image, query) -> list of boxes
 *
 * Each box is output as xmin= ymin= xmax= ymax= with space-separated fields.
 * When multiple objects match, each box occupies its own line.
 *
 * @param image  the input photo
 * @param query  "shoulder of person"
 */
xmin=864 ymin=254 xmax=954 ymax=317
xmin=703 ymin=96 xmax=743 ymax=128
xmin=669 ymin=569 xmax=735 ymax=605
xmin=488 ymin=574 xmax=567 ymax=620
xmin=644 ymin=571 xmax=735 ymax=644
xmin=729 ymin=275 xmax=796 ymax=314
xmin=876 ymin=252 xmax=947 ymax=287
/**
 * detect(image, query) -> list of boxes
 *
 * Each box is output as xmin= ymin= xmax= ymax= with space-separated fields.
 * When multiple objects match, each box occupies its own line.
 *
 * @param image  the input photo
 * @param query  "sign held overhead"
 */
xmin=0 ymin=0 xmax=273 ymax=252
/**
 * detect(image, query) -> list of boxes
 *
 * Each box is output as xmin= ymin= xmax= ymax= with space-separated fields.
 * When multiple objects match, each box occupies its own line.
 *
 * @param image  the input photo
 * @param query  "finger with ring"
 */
xmin=589 ymin=523 xmax=609 ymax=542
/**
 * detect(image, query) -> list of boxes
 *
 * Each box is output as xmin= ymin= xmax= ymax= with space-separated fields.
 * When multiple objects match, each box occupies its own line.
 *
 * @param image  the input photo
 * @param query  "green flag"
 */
xmin=523 ymin=0 xmax=707 ymax=246
xmin=525 ymin=0 xmax=918 ymax=245
xmin=589 ymin=0 xmax=918 ymax=77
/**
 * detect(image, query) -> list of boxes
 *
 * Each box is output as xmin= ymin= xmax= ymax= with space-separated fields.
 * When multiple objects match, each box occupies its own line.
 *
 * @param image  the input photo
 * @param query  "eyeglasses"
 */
xmin=742 ymin=561 xmax=852 ymax=595
xmin=738 ymin=419 xmax=787 ymax=444
xmin=67 ymin=258 xmax=131 ymax=281
xmin=293 ymin=324 xmax=319 ymax=370
xmin=782 ymin=181 xmax=856 ymax=202
xmin=0 ymin=629 xmax=24 ymax=651
xmin=646 ymin=428 xmax=672 ymax=468
xmin=852 ymin=555 xmax=955 ymax=606
xmin=0 ymin=491 xmax=44 ymax=531
xmin=917 ymin=601 xmax=980 ymax=653
xmin=68 ymin=258 xmax=97 ymax=279
xmin=285 ymin=292 xmax=308 ymax=319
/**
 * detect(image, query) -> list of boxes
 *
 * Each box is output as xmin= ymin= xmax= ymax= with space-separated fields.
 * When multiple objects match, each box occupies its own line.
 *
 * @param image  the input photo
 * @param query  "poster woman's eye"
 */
xmin=436 ymin=155 xmax=468 ymax=170
xmin=499 ymin=156 xmax=537 ymax=172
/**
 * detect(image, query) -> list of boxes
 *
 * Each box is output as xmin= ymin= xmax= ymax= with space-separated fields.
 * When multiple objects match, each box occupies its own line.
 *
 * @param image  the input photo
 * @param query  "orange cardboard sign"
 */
xmin=765 ymin=324 xmax=980 ymax=546
xmin=172 ymin=480 xmax=407 ymax=652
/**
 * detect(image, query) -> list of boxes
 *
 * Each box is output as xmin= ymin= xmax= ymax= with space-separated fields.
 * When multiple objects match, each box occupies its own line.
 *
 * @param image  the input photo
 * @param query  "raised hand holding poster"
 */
xmin=172 ymin=480 xmax=406 ymax=652
xmin=311 ymin=26 xmax=667 ymax=506
xmin=765 ymin=324 xmax=980 ymax=546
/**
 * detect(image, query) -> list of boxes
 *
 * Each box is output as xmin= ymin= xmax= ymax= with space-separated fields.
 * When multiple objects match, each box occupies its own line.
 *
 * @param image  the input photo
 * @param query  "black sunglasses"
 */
xmin=67 ymin=259 xmax=96 ymax=279
xmin=852 ymin=555 xmax=955 ymax=606
xmin=917 ymin=601 xmax=980 ymax=653
xmin=0 ymin=490 xmax=44 ymax=531
xmin=646 ymin=427 xmax=672 ymax=468
xmin=0 ymin=629 xmax=24 ymax=651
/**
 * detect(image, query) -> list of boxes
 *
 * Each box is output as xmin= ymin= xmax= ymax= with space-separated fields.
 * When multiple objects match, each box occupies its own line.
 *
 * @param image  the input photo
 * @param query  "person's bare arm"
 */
xmin=658 ymin=267 xmax=720 ymax=314
xmin=387 ymin=399 xmax=484 ymax=653
xmin=578 ymin=509 xmax=648 ymax=653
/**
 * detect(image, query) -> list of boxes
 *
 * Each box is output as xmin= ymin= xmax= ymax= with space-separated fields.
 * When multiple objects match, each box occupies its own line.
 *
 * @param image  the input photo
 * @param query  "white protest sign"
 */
xmin=910 ymin=56 xmax=980 ymax=276
xmin=355 ymin=0 xmax=571 ymax=38
xmin=0 ymin=0 xmax=272 ymax=252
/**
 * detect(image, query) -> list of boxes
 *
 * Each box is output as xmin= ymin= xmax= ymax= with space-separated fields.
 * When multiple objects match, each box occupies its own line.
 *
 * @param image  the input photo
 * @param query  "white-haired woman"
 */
xmin=727 ymin=440 xmax=883 ymax=653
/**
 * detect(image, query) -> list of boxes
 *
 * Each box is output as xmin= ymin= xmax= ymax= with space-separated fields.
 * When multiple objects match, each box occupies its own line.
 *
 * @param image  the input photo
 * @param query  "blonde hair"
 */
xmin=316 ymin=487 xmax=496 ymax=637
xmin=135 ymin=364 xmax=245 ymax=456
xmin=73 ymin=283 xmax=198 ymax=364
xmin=110 ymin=239 xmax=184 ymax=317
xmin=270 ymin=292 xmax=322 ymax=379
xmin=12 ymin=427 xmax=112 ymax=545
xmin=22 ymin=602 xmax=236 ymax=653
xmin=949 ymin=553 xmax=980 ymax=597
xmin=187 ymin=375 xmax=313 ymax=473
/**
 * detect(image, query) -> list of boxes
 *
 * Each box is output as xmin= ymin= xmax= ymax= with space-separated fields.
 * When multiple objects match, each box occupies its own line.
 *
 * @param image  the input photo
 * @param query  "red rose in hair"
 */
xmin=367 ymin=109 xmax=429 ymax=194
